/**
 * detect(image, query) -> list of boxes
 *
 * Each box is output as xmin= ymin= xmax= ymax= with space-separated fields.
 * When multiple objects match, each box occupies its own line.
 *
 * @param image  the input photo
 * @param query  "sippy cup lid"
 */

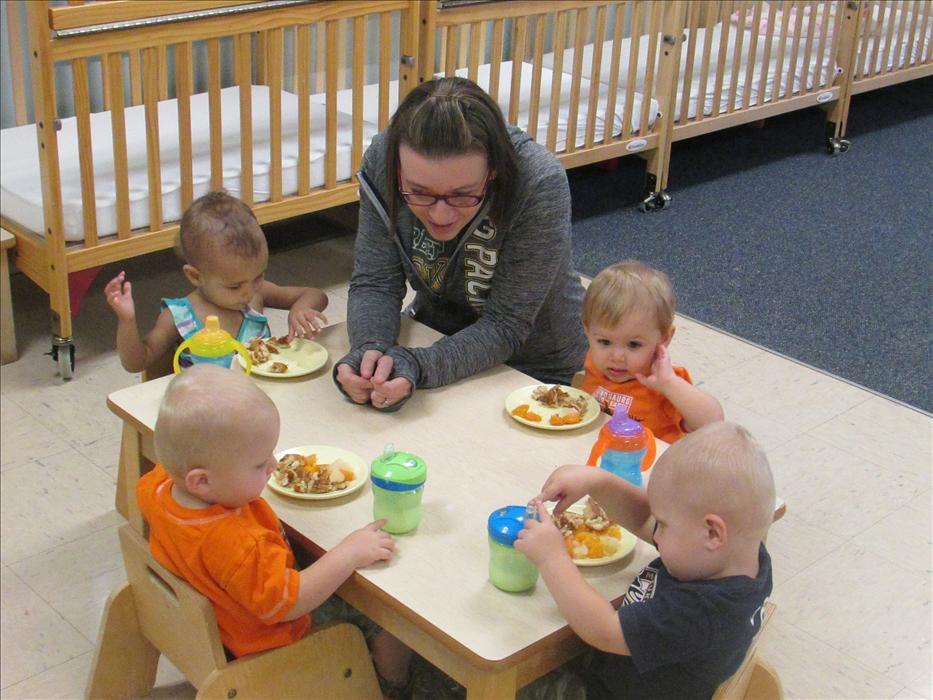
xmin=606 ymin=408 xmax=645 ymax=437
xmin=188 ymin=316 xmax=238 ymax=356
xmin=487 ymin=505 xmax=532 ymax=546
xmin=370 ymin=445 xmax=426 ymax=491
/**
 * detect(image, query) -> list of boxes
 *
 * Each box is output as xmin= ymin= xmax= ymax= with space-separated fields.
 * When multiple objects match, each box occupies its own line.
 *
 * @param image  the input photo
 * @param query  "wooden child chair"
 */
xmin=712 ymin=602 xmax=784 ymax=700
xmin=87 ymin=524 xmax=382 ymax=699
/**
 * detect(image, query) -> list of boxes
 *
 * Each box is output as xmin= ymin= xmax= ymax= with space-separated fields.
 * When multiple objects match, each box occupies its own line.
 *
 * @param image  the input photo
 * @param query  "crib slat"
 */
xmin=351 ymin=16 xmax=365 ymax=174
xmin=375 ymin=13 xmax=390 ymax=131
xmin=919 ymin=1 xmax=932 ymax=63
xmin=236 ymin=33 xmax=254 ymax=205
xmin=71 ymin=57 xmax=98 ymax=245
xmin=785 ymin=1 xmax=806 ymax=98
xmin=742 ymin=2 xmax=763 ymax=109
xmin=297 ymin=24 xmax=311 ymax=196
xmin=459 ymin=25 xmax=470 ymax=69
xmin=325 ymin=20 xmax=338 ymax=189
xmin=867 ymin=1 xmax=888 ymax=76
xmin=772 ymin=0 xmax=793 ymax=98
xmin=5 ymin=1 xmax=28 ymax=125
xmin=905 ymin=0 xmax=921 ymax=66
xmin=488 ymin=19 xmax=505 ymax=104
xmin=585 ymin=5 xmax=607 ymax=149
xmin=158 ymin=45 xmax=168 ymax=100
xmin=269 ymin=27 xmax=284 ymax=202
xmin=813 ymin=1 xmax=831 ymax=86
xmin=622 ymin=2 xmax=643 ymax=138
xmin=142 ymin=47 xmax=163 ymax=232
xmin=175 ymin=41 xmax=194 ymax=209
xmin=882 ymin=0 xmax=901 ymax=72
xmin=891 ymin=0 xmax=910 ymax=71
xmin=547 ymin=11 xmax=568 ymax=151
xmin=509 ymin=16 xmax=528 ymax=125
xmin=854 ymin=0 xmax=872 ymax=76
xmin=727 ymin=2 xmax=746 ymax=113
xmin=527 ymin=15 xmax=545 ymax=141
xmin=207 ymin=39 xmax=223 ymax=191
xmin=800 ymin=1 xmax=819 ymax=93
xmin=641 ymin=2 xmax=662 ymax=129
xmin=468 ymin=22 xmax=482 ymax=83
xmin=101 ymin=53 xmax=112 ymax=111
xmin=444 ymin=24 xmax=459 ymax=77
xmin=695 ymin=2 xmax=715 ymax=122
xmin=603 ymin=2 xmax=624 ymax=143
xmin=710 ymin=1 xmax=733 ymax=117
xmin=680 ymin=1 xmax=700 ymax=123
xmin=107 ymin=52 xmax=131 ymax=238
xmin=757 ymin=0 xmax=778 ymax=105
xmin=565 ymin=8 xmax=589 ymax=153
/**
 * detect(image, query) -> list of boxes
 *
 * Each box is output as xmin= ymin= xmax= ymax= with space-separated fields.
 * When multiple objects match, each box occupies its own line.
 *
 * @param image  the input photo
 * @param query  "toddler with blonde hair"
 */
xmin=581 ymin=260 xmax=722 ymax=442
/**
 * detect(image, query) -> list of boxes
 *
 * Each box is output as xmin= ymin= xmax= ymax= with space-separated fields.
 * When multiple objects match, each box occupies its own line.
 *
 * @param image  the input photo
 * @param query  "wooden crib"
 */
xmin=0 ymin=0 xmax=418 ymax=378
xmin=3 ymin=1 xmax=930 ymax=380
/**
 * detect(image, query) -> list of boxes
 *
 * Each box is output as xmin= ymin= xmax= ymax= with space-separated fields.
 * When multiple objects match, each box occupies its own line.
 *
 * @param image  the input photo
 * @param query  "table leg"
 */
xmin=464 ymin=666 xmax=519 ymax=700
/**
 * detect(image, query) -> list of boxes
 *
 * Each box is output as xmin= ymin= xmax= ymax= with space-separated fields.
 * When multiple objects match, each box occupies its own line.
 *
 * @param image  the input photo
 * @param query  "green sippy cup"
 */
xmin=370 ymin=445 xmax=426 ymax=534
xmin=487 ymin=505 xmax=539 ymax=592
xmin=172 ymin=315 xmax=252 ymax=374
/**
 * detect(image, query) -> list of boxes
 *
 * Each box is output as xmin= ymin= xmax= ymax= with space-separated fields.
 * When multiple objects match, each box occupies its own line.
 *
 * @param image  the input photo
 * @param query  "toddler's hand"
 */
xmin=634 ymin=343 xmax=676 ymax=391
xmin=515 ymin=502 xmax=565 ymax=566
xmin=104 ymin=271 xmax=136 ymax=321
xmin=538 ymin=465 xmax=598 ymax=516
xmin=337 ymin=519 xmax=395 ymax=568
xmin=287 ymin=306 xmax=327 ymax=341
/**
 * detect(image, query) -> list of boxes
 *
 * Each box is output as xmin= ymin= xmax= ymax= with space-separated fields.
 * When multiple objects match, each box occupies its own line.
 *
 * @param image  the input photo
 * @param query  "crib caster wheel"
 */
xmin=640 ymin=191 xmax=671 ymax=212
xmin=48 ymin=339 xmax=75 ymax=380
xmin=827 ymin=137 xmax=850 ymax=155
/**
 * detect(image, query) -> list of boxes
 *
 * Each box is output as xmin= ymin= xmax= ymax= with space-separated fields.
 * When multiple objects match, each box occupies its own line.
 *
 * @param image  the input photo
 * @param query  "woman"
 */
xmin=334 ymin=77 xmax=587 ymax=410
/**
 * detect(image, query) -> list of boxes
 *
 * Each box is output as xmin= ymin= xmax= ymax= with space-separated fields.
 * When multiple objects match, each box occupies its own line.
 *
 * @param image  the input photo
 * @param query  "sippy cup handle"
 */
xmin=640 ymin=426 xmax=656 ymax=472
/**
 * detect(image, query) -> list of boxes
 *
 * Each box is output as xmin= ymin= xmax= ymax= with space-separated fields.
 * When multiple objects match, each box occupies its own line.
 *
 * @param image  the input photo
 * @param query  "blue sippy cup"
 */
xmin=487 ymin=505 xmax=539 ymax=592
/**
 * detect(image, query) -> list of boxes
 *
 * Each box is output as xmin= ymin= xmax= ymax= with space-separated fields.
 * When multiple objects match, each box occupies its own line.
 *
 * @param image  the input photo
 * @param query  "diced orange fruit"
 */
xmin=511 ymin=404 xmax=530 ymax=418
xmin=550 ymin=412 xmax=583 ymax=426
xmin=525 ymin=411 xmax=542 ymax=422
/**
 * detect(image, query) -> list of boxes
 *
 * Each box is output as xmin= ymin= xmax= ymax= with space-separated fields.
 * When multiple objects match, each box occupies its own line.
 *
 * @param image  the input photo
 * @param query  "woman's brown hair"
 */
xmin=384 ymin=77 xmax=518 ymax=233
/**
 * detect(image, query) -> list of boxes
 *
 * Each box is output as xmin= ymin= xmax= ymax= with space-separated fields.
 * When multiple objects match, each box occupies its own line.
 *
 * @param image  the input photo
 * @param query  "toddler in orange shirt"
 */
xmin=581 ymin=260 xmax=723 ymax=442
xmin=137 ymin=364 xmax=411 ymax=690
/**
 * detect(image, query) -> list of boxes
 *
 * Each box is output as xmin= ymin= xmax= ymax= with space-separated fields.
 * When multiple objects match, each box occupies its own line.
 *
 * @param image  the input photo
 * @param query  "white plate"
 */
xmin=555 ymin=502 xmax=637 ymax=567
xmin=239 ymin=338 xmax=328 ymax=378
xmin=504 ymin=384 xmax=600 ymax=431
xmin=267 ymin=445 xmax=369 ymax=500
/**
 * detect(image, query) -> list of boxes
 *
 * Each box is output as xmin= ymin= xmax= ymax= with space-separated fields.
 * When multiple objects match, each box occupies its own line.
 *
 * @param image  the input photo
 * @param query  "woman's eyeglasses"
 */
xmin=398 ymin=172 xmax=490 ymax=208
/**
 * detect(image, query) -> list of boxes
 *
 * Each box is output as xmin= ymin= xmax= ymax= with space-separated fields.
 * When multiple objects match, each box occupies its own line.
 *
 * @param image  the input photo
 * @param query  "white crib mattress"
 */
xmin=0 ymin=85 xmax=377 ymax=242
xmin=543 ymin=22 xmax=841 ymax=122
xmin=312 ymin=61 xmax=660 ymax=154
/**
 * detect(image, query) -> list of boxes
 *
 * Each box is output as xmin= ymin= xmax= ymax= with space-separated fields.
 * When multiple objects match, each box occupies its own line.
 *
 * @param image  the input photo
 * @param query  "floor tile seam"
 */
xmin=0 ymin=645 xmax=95 ymax=693
xmin=798 ymin=427 xmax=931 ymax=486
xmin=675 ymin=313 xmax=931 ymax=417
xmin=769 ymin=538 xmax=847 ymax=595
xmin=788 ymin=504 xmax=920 ymax=548
xmin=0 ymin=447 xmax=76 ymax=474
xmin=0 ymin=518 xmax=124 ymax=568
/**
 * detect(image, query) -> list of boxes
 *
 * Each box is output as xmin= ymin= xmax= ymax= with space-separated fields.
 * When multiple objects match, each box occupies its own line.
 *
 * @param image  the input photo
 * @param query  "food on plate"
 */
xmin=268 ymin=361 xmax=289 ymax=374
xmin=511 ymin=403 xmax=542 ymax=421
xmin=549 ymin=412 xmax=582 ymax=426
xmin=273 ymin=453 xmax=355 ymax=494
xmin=531 ymin=385 xmax=589 ymax=418
xmin=552 ymin=498 xmax=624 ymax=560
xmin=246 ymin=335 xmax=292 ymax=366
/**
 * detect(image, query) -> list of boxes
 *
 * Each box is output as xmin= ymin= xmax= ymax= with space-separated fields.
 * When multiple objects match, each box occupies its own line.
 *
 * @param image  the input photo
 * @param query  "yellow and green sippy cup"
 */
xmin=172 ymin=315 xmax=252 ymax=374
xmin=370 ymin=445 xmax=426 ymax=534
xmin=487 ymin=505 xmax=539 ymax=592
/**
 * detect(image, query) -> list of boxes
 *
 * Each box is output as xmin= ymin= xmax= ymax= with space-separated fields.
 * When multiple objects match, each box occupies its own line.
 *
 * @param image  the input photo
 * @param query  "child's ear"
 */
xmin=184 ymin=467 xmax=211 ymax=498
xmin=703 ymin=513 xmax=728 ymax=550
xmin=662 ymin=326 xmax=676 ymax=347
xmin=183 ymin=264 xmax=202 ymax=287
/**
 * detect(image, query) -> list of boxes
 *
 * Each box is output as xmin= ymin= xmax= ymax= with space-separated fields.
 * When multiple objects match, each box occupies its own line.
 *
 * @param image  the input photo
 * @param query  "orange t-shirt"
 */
xmin=137 ymin=465 xmax=310 ymax=657
xmin=581 ymin=352 xmax=693 ymax=444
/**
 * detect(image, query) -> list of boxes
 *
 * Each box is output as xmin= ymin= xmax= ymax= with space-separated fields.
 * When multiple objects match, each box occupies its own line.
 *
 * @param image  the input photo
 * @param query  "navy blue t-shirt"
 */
xmin=586 ymin=544 xmax=773 ymax=700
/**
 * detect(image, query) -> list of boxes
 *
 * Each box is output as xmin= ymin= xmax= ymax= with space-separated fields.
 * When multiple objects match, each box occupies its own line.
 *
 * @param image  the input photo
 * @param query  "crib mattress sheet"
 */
xmin=0 ymin=85 xmax=377 ymax=242
xmin=543 ymin=22 xmax=840 ymax=122
xmin=312 ymin=61 xmax=659 ymax=153
xmin=856 ymin=6 xmax=932 ymax=76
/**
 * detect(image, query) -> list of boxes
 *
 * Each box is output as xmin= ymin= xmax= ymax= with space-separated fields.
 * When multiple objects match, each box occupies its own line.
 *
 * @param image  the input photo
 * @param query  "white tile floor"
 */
xmin=1 ymin=230 xmax=930 ymax=699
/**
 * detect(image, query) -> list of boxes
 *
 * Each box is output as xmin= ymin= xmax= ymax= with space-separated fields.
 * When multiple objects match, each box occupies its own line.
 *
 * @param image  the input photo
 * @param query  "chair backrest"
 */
xmin=713 ymin=601 xmax=781 ymax=700
xmin=119 ymin=525 xmax=229 ymax=688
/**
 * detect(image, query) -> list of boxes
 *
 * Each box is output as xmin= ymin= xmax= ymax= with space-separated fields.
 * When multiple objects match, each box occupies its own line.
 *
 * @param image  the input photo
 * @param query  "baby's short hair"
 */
xmin=176 ymin=190 xmax=266 ymax=268
xmin=657 ymin=422 xmax=776 ymax=541
xmin=583 ymin=260 xmax=676 ymax=334
xmin=154 ymin=364 xmax=277 ymax=478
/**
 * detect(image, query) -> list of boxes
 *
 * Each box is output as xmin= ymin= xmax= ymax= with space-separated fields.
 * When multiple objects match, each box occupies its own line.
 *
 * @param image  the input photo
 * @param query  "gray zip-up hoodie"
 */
xmin=334 ymin=127 xmax=587 ymax=407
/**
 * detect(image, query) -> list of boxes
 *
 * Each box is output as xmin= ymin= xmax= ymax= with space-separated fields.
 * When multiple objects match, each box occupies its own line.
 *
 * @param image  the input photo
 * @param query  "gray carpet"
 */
xmin=568 ymin=77 xmax=933 ymax=413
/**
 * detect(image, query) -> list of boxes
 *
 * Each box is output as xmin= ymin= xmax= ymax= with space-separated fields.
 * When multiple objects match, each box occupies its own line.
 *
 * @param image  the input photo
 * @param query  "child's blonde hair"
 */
xmin=655 ymin=421 xmax=775 ymax=541
xmin=176 ymin=190 xmax=266 ymax=269
xmin=583 ymin=260 xmax=676 ymax=335
xmin=154 ymin=364 xmax=277 ymax=478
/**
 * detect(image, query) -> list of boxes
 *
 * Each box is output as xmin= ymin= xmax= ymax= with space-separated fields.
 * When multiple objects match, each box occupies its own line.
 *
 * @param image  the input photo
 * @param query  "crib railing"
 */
xmin=851 ymin=0 xmax=933 ymax=89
